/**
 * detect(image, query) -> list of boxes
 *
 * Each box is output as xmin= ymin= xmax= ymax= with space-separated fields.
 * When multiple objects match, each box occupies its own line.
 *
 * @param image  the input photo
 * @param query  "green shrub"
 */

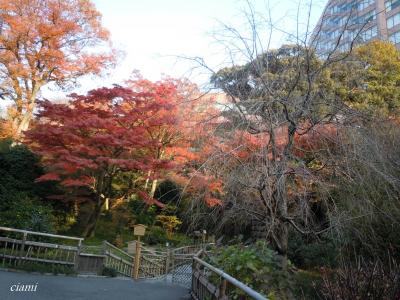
xmin=288 ymin=230 xmax=338 ymax=269
xmin=0 ymin=142 xmax=55 ymax=197
xmin=101 ymin=266 xmax=118 ymax=277
xmin=0 ymin=190 xmax=55 ymax=233
xmin=154 ymin=180 xmax=181 ymax=204
xmin=293 ymin=270 xmax=322 ymax=300
xmin=143 ymin=226 xmax=168 ymax=245
xmin=128 ymin=198 xmax=158 ymax=226
xmin=0 ymin=141 xmax=71 ymax=232
xmin=207 ymin=241 xmax=294 ymax=299
xmin=167 ymin=232 xmax=194 ymax=247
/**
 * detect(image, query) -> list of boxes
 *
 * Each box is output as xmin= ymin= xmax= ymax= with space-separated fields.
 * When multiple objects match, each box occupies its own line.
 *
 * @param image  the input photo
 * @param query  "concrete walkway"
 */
xmin=0 ymin=270 xmax=189 ymax=300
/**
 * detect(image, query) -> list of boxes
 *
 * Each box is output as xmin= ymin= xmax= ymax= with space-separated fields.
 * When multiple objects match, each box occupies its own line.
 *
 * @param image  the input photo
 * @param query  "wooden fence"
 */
xmin=77 ymin=253 xmax=105 ymax=274
xmin=0 ymin=226 xmax=83 ymax=270
xmin=0 ymin=227 xmax=198 ymax=279
xmin=0 ymin=226 xmax=267 ymax=299
xmin=103 ymin=241 xmax=134 ymax=277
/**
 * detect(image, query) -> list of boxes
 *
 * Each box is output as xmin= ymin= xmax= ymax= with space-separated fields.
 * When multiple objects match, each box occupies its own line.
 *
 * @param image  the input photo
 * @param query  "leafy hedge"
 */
xmin=0 ymin=141 xmax=56 ymax=232
xmin=207 ymin=241 xmax=294 ymax=299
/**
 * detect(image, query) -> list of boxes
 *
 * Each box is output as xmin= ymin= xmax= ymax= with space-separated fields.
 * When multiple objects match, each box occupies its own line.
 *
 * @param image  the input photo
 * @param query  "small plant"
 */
xmin=207 ymin=241 xmax=294 ymax=299
xmin=101 ymin=266 xmax=118 ymax=277
xmin=143 ymin=226 xmax=168 ymax=245
xmin=155 ymin=215 xmax=182 ymax=238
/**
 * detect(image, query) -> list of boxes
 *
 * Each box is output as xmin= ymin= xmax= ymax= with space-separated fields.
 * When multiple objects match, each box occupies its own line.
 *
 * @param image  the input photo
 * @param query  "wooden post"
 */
xmin=100 ymin=241 xmax=108 ymax=272
xmin=170 ymin=250 xmax=175 ymax=275
xmin=18 ymin=231 xmax=27 ymax=265
xmin=218 ymin=279 xmax=227 ymax=299
xmin=191 ymin=257 xmax=196 ymax=293
xmin=133 ymin=237 xmax=141 ymax=280
xmin=165 ymin=248 xmax=170 ymax=274
xmin=74 ymin=239 xmax=82 ymax=272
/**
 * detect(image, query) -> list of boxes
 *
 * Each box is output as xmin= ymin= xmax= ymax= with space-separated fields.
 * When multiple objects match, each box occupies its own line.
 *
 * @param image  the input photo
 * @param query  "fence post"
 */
xmin=165 ymin=248 xmax=171 ymax=274
xmin=101 ymin=241 xmax=107 ymax=273
xmin=218 ymin=279 xmax=227 ymax=299
xmin=102 ymin=241 xmax=107 ymax=255
xmin=18 ymin=231 xmax=27 ymax=265
xmin=133 ymin=240 xmax=142 ymax=280
xmin=74 ymin=239 xmax=82 ymax=272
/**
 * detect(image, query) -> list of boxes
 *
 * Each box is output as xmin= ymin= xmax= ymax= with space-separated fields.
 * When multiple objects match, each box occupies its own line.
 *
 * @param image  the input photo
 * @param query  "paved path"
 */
xmin=0 ymin=270 xmax=189 ymax=300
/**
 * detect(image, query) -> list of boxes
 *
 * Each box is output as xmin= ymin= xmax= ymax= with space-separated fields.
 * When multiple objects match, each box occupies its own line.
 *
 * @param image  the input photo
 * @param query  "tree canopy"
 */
xmin=332 ymin=40 xmax=400 ymax=117
xmin=27 ymin=83 xmax=179 ymax=236
xmin=0 ymin=0 xmax=115 ymax=139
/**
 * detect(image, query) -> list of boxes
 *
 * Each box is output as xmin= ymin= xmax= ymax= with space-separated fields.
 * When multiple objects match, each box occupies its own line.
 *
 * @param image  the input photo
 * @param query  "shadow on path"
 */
xmin=0 ymin=270 xmax=189 ymax=300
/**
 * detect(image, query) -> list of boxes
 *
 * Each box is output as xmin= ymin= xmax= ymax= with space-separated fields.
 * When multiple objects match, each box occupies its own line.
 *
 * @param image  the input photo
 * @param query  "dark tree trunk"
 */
xmin=82 ymin=198 xmax=104 ymax=238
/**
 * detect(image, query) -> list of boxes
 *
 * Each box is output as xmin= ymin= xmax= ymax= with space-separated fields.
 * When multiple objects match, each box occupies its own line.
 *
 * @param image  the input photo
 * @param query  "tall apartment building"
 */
xmin=312 ymin=0 xmax=400 ymax=56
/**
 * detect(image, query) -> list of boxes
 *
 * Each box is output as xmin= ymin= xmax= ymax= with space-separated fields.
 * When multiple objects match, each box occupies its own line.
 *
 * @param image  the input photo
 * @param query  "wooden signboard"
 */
xmin=133 ymin=224 xmax=146 ymax=236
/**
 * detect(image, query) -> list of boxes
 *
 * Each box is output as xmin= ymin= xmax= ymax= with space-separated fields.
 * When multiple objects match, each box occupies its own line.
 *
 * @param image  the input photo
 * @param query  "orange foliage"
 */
xmin=0 ymin=0 xmax=115 ymax=139
xmin=176 ymin=119 xmax=339 ymax=207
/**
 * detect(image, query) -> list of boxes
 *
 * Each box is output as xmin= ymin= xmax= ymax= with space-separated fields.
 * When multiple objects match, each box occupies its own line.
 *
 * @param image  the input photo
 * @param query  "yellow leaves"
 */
xmin=155 ymin=215 xmax=182 ymax=237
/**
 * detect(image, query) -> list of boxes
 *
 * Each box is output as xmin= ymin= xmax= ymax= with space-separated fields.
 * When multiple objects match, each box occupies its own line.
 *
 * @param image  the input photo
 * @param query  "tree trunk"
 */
xmin=16 ymin=116 xmax=31 ymax=139
xmin=144 ymin=170 xmax=152 ymax=190
xmin=10 ymin=115 xmax=31 ymax=144
xmin=82 ymin=199 xmax=105 ymax=238
xmin=277 ymin=221 xmax=289 ymax=270
xmin=269 ymin=155 xmax=291 ymax=271
xmin=149 ymin=179 xmax=158 ymax=198
xmin=11 ymin=90 xmax=39 ymax=142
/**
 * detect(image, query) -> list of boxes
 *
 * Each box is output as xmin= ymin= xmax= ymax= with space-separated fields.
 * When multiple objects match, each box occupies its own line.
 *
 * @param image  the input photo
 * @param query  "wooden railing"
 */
xmin=191 ymin=250 xmax=268 ymax=300
xmin=103 ymin=241 xmax=133 ymax=277
xmin=1 ymin=225 xmax=259 ymax=296
xmin=0 ymin=226 xmax=82 ymax=270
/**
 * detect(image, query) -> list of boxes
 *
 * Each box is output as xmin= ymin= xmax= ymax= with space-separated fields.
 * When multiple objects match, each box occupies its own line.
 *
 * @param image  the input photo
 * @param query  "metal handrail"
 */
xmin=173 ymin=243 xmax=214 ymax=254
xmin=193 ymin=256 xmax=268 ymax=300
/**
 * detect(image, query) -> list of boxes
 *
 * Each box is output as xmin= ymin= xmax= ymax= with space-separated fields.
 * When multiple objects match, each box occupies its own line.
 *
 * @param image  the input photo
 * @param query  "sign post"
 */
xmin=132 ymin=224 xmax=146 ymax=280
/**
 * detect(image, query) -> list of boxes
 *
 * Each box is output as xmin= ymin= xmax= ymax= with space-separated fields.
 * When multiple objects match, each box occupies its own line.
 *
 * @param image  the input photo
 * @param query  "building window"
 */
xmin=387 ymin=13 xmax=400 ymax=29
xmin=332 ymin=30 xmax=341 ymax=39
xmin=389 ymin=30 xmax=400 ymax=44
xmin=385 ymin=0 xmax=400 ymax=12
xmin=362 ymin=10 xmax=376 ymax=23
xmin=338 ymin=16 xmax=347 ymax=26
xmin=352 ymin=10 xmax=376 ymax=25
xmin=360 ymin=25 xmax=378 ymax=41
xmin=328 ymin=1 xmax=357 ymax=15
xmin=359 ymin=0 xmax=374 ymax=11
xmin=329 ymin=17 xmax=339 ymax=26
xmin=338 ymin=3 xmax=348 ymax=13
xmin=327 ymin=4 xmax=339 ymax=15
xmin=344 ymin=29 xmax=357 ymax=41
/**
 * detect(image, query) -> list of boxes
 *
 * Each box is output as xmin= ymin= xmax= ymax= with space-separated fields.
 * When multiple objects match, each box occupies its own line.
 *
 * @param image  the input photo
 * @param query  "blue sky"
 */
xmin=45 ymin=0 xmax=327 ymax=97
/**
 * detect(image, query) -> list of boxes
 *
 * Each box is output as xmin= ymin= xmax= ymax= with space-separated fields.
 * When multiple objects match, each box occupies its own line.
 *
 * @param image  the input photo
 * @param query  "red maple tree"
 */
xmin=26 ymin=84 xmax=179 ymax=237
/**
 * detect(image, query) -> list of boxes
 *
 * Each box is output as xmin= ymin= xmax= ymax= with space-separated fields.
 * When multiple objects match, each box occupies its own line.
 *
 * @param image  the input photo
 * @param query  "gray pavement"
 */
xmin=0 ymin=270 xmax=189 ymax=300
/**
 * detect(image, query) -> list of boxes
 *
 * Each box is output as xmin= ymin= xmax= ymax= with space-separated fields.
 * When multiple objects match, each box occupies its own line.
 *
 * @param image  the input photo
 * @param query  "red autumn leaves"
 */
xmin=27 ymin=78 xmax=337 ymax=209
